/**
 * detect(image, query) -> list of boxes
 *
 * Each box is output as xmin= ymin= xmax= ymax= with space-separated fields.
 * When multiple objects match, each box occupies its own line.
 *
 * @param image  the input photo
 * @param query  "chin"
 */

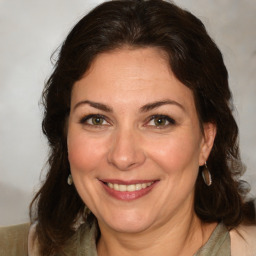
xmin=98 ymin=210 xmax=155 ymax=233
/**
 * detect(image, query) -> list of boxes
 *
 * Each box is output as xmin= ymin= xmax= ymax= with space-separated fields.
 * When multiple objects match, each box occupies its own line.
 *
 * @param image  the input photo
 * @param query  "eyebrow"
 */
xmin=73 ymin=100 xmax=113 ymax=112
xmin=73 ymin=99 xmax=184 ymax=113
xmin=139 ymin=99 xmax=185 ymax=112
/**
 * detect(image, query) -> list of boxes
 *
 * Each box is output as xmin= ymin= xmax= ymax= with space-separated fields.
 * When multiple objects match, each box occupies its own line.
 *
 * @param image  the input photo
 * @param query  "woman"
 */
xmin=1 ymin=0 xmax=255 ymax=255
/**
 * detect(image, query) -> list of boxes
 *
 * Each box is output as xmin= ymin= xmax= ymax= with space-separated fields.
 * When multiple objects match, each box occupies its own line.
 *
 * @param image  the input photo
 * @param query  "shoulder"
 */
xmin=8 ymin=218 xmax=98 ymax=256
xmin=230 ymin=224 xmax=256 ymax=256
xmin=0 ymin=223 xmax=30 ymax=256
xmin=28 ymin=222 xmax=41 ymax=256
xmin=27 ymin=220 xmax=98 ymax=256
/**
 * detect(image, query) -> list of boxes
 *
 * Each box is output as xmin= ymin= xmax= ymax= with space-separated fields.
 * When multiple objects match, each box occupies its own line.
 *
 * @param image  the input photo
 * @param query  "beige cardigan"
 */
xmin=0 ymin=222 xmax=256 ymax=256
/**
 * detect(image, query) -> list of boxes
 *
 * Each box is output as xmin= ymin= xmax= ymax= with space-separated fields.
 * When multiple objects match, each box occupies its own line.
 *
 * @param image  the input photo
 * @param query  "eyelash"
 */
xmin=79 ymin=114 xmax=176 ymax=128
xmin=79 ymin=114 xmax=109 ymax=126
xmin=146 ymin=115 xmax=176 ymax=128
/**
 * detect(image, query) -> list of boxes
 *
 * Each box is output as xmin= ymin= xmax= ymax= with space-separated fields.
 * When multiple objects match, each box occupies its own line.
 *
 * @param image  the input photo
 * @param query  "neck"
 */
xmin=97 ymin=210 xmax=217 ymax=256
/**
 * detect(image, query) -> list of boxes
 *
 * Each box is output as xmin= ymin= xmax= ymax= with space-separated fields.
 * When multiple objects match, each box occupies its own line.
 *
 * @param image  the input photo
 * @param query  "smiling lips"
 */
xmin=101 ymin=180 xmax=157 ymax=200
xmin=107 ymin=182 xmax=154 ymax=192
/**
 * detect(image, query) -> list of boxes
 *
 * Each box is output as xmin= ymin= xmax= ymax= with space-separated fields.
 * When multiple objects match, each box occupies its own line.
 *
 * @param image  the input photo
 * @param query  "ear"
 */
xmin=199 ymin=122 xmax=217 ymax=166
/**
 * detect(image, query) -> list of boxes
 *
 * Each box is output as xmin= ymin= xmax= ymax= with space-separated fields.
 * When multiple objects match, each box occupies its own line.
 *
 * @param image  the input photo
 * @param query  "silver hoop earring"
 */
xmin=202 ymin=162 xmax=212 ymax=186
xmin=67 ymin=174 xmax=73 ymax=185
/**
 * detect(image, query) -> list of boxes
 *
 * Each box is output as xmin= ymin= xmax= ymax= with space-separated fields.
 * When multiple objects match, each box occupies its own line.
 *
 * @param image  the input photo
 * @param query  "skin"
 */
xmin=67 ymin=47 xmax=217 ymax=256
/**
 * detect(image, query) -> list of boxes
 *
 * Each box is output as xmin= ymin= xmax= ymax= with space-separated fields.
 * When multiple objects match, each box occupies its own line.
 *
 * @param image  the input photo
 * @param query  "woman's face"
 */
xmin=67 ymin=47 xmax=215 ymax=233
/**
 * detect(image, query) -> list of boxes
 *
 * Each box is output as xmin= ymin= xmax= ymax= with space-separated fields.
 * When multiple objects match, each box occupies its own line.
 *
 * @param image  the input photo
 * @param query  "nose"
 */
xmin=107 ymin=128 xmax=146 ymax=171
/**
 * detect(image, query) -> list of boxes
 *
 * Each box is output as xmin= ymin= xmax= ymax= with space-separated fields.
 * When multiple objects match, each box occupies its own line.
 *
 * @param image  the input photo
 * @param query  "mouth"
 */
xmin=105 ymin=182 xmax=154 ymax=192
xmin=100 ymin=179 xmax=158 ymax=200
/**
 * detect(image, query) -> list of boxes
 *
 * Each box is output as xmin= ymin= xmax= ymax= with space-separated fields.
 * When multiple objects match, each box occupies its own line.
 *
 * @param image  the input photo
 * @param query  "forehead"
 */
xmin=71 ymin=47 xmax=195 ymax=113
xmin=82 ymin=46 xmax=171 ymax=84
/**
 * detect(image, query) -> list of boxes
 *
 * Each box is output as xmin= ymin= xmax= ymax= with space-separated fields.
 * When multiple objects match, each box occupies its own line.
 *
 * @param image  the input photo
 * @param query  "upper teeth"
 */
xmin=107 ymin=182 xmax=153 ymax=192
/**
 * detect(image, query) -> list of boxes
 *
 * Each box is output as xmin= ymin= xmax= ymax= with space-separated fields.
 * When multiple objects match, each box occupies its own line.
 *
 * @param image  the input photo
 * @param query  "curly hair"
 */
xmin=30 ymin=0 xmax=255 ymax=254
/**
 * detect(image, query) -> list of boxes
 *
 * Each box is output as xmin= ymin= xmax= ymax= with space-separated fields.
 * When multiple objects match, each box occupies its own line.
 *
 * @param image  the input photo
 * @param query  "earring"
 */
xmin=202 ymin=162 xmax=212 ymax=186
xmin=84 ymin=207 xmax=91 ymax=218
xmin=67 ymin=174 xmax=73 ymax=185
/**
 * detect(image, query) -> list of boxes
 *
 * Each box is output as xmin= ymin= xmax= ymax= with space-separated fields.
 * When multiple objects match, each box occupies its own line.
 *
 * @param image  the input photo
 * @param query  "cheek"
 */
xmin=146 ymin=132 xmax=202 ymax=174
xmin=67 ymin=132 xmax=107 ymax=173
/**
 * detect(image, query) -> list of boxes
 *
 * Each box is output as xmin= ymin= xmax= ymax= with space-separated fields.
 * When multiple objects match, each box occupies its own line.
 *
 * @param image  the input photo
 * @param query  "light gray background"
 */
xmin=0 ymin=0 xmax=255 ymax=226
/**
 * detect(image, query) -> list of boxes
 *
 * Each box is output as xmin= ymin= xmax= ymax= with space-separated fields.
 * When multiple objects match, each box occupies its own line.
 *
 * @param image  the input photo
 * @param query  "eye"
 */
xmin=79 ymin=114 xmax=109 ymax=126
xmin=90 ymin=116 xmax=104 ymax=125
xmin=147 ymin=115 xmax=175 ymax=128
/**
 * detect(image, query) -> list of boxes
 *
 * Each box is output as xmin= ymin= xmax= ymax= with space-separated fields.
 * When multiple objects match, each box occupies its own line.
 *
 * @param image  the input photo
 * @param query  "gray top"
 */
xmin=0 ymin=221 xmax=230 ymax=255
xmin=194 ymin=223 xmax=230 ymax=256
xmin=72 ymin=221 xmax=230 ymax=256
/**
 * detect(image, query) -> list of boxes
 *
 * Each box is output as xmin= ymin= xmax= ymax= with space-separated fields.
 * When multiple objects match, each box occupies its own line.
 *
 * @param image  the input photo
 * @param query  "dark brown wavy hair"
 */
xmin=30 ymin=0 xmax=255 ymax=254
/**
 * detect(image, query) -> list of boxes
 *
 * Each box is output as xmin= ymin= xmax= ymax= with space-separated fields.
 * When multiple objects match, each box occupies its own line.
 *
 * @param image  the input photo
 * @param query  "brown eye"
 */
xmin=154 ymin=117 xmax=167 ymax=126
xmin=92 ymin=116 xmax=104 ymax=125
xmin=79 ymin=114 xmax=108 ymax=126
xmin=147 ymin=115 xmax=176 ymax=128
